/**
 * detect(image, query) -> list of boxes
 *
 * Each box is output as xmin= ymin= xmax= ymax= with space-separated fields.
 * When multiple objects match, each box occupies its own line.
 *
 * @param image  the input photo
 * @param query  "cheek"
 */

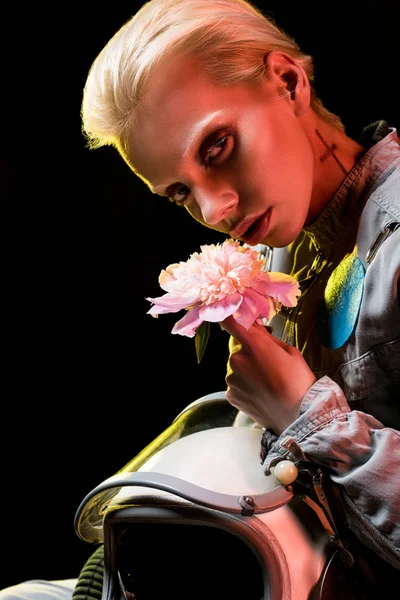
xmin=257 ymin=127 xmax=313 ymax=203
xmin=239 ymin=113 xmax=308 ymax=196
xmin=185 ymin=201 xmax=204 ymax=224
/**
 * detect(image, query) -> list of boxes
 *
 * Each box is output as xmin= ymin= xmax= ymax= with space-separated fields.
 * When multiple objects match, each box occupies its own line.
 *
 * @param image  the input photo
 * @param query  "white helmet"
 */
xmin=75 ymin=392 xmax=346 ymax=599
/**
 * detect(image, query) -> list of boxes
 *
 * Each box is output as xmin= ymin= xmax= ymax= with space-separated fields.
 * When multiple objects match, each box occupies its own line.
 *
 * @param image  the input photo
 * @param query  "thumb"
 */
xmin=219 ymin=315 xmax=272 ymax=346
xmin=220 ymin=316 xmax=293 ymax=352
xmin=219 ymin=315 xmax=252 ymax=342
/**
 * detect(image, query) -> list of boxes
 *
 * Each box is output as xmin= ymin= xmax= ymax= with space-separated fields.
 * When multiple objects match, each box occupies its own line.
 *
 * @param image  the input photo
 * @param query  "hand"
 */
xmin=221 ymin=316 xmax=317 ymax=435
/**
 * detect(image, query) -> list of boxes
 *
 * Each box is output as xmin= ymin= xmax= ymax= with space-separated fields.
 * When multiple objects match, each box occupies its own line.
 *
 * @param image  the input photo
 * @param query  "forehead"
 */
xmin=126 ymin=53 xmax=266 ymax=183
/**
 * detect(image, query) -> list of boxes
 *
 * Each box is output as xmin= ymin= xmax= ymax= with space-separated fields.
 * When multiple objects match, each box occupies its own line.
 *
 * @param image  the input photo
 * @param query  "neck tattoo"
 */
xmin=315 ymin=129 xmax=348 ymax=175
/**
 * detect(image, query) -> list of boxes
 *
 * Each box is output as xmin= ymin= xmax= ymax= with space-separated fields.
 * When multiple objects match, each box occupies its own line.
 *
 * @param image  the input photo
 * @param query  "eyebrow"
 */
xmin=151 ymin=110 xmax=227 ymax=194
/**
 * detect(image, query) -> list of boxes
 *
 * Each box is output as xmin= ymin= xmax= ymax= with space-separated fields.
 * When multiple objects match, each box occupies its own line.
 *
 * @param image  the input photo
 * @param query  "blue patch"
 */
xmin=316 ymin=255 xmax=365 ymax=349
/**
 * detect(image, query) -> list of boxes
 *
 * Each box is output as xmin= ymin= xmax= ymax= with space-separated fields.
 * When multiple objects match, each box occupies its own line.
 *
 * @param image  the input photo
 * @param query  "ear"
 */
xmin=264 ymin=51 xmax=310 ymax=116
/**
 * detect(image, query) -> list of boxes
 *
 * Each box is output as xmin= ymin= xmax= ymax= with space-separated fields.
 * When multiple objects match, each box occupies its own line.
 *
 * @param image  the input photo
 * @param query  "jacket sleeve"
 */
xmin=262 ymin=375 xmax=400 ymax=568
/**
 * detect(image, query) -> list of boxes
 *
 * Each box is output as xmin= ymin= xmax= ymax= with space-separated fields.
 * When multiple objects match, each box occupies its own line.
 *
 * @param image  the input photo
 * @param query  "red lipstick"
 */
xmin=233 ymin=209 xmax=271 ymax=246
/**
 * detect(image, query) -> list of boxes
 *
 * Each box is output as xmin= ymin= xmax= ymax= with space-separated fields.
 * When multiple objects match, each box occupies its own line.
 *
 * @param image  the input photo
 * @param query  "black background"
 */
xmin=2 ymin=0 xmax=399 ymax=590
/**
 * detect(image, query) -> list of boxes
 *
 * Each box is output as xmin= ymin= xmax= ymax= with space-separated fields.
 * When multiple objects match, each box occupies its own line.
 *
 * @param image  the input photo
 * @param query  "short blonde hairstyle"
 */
xmin=81 ymin=0 xmax=343 ymax=158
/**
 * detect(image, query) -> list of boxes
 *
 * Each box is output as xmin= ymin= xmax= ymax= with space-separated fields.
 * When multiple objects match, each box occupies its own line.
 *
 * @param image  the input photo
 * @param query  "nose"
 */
xmin=194 ymin=185 xmax=238 ymax=226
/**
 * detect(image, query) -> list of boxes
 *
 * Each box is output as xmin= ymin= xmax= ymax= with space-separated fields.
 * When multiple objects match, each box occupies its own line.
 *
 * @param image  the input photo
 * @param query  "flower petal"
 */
xmin=251 ymin=288 xmax=278 ymax=322
xmin=158 ymin=265 xmax=180 ymax=289
xmin=147 ymin=304 xmax=179 ymax=315
xmin=199 ymin=292 xmax=243 ymax=322
xmin=233 ymin=297 xmax=258 ymax=330
xmin=171 ymin=306 xmax=203 ymax=338
xmin=251 ymin=272 xmax=300 ymax=306
xmin=234 ymin=288 xmax=278 ymax=329
xmin=146 ymin=293 xmax=198 ymax=314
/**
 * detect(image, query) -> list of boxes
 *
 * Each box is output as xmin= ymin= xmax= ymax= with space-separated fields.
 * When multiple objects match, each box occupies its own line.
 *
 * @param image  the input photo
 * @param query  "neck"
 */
xmin=304 ymin=114 xmax=366 ymax=224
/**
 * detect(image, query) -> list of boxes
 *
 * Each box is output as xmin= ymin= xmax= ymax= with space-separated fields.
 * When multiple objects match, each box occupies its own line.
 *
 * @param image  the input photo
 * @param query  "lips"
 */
xmin=230 ymin=209 xmax=271 ymax=246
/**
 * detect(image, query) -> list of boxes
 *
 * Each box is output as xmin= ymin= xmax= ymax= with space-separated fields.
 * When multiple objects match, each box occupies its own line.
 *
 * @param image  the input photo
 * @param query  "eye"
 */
xmin=202 ymin=131 xmax=233 ymax=168
xmin=167 ymin=184 xmax=190 ymax=207
xmin=167 ymin=129 xmax=234 ymax=207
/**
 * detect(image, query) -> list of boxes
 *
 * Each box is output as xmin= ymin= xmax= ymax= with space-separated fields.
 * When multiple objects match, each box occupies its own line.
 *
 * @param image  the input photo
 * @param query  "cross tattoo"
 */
xmin=320 ymin=142 xmax=337 ymax=162
xmin=316 ymin=129 xmax=348 ymax=174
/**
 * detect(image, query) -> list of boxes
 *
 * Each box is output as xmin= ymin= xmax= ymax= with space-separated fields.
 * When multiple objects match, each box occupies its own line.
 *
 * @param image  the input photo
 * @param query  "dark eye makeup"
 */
xmin=167 ymin=129 xmax=234 ymax=206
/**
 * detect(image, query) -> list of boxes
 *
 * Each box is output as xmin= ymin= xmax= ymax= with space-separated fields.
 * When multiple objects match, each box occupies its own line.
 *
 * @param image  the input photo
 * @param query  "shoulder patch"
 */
xmin=316 ymin=253 xmax=365 ymax=349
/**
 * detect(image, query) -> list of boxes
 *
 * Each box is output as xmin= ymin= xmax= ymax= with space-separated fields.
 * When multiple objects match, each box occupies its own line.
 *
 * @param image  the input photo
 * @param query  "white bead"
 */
xmin=274 ymin=460 xmax=298 ymax=485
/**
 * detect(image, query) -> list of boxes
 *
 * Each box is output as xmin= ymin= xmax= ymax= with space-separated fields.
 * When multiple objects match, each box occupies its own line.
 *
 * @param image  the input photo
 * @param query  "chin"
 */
xmin=264 ymin=227 xmax=302 ymax=248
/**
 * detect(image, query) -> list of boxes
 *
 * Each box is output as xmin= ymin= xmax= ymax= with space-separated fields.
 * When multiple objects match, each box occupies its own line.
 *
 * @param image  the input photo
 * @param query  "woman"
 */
xmin=2 ymin=0 xmax=399 ymax=597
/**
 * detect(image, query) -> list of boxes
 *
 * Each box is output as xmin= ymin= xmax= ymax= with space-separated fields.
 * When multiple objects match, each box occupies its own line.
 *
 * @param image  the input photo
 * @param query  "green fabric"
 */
xmin=72 ymin=545 xmax=104 ymax=600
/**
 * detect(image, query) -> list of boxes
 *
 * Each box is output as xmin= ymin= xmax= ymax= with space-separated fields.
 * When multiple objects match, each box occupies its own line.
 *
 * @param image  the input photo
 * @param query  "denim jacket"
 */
xmin=261 ymin=121 xmax=400 ymax=568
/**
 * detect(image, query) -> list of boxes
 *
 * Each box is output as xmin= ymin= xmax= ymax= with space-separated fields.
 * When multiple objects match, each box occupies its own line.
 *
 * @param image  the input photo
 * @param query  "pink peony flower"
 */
xmin=146 ymin=239 xmax=300 ymax=361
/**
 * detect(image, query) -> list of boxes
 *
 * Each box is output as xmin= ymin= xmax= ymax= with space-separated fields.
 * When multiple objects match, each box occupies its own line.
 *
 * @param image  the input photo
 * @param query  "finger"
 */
xmin=220 ymin=315 xmax=258 ymax=343
xmin=221 ymin=316 xmax=293 ymax=353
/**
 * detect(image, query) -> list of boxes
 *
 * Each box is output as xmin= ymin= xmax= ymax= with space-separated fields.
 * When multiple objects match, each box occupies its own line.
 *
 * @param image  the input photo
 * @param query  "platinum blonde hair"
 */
xmin=81 ymin=0 xmax=343 ymax=159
